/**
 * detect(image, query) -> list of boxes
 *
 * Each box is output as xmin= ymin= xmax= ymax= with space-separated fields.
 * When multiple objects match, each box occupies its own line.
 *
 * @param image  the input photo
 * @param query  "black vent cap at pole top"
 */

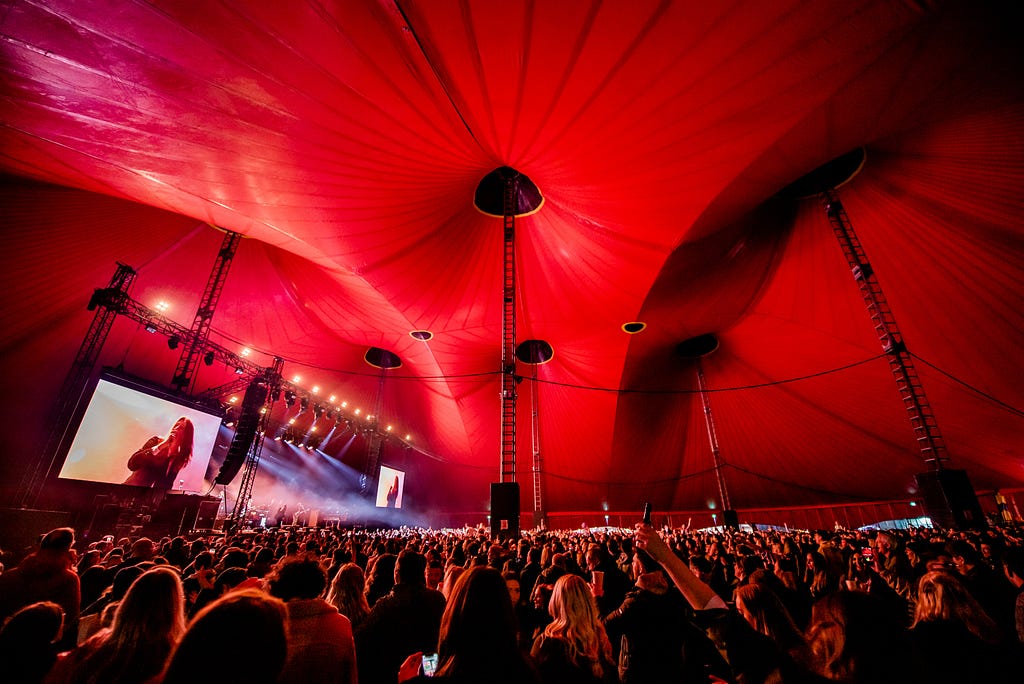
xmin=474 ymin=166 xmax=544 ymax=217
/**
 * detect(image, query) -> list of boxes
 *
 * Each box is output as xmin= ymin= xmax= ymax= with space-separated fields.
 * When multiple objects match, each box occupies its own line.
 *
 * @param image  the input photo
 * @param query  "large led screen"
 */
xmin=375 ymin=465 xmax=405 ymax=509
xmin=58 ymin=376 xmax=222 ymax=492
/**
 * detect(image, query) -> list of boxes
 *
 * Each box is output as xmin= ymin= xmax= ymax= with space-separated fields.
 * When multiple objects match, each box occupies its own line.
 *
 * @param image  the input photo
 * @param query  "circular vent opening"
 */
xmin=364 ymin=347 xmax=402 ymax=369
xmin=675 ymin=333 xmax=719 ymax=359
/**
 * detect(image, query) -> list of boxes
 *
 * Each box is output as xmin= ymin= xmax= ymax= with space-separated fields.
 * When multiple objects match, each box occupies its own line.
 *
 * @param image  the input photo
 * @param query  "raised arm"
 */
xmin=634 ymin=525 xmax=723 ymax=610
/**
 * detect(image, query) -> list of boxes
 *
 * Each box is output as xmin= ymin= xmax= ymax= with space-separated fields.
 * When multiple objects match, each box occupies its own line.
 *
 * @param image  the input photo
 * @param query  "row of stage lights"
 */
xmin=148 ymin=299 xmax=416 ymax=446
xmin=225 ymin=385 xmax=415 ymax=446
xmin=145 ymin=301 xmax=251 ymax=373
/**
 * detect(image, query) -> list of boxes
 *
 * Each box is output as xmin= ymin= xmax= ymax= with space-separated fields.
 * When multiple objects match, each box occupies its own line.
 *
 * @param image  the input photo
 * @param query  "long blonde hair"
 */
xmin=734 ymin=583 xmax=810 ymax=666
xmin=912 ymin=571 xmax=1001 ymax=643
xmin=326 ymin=563 xmax=371 ymax=628
xmin=86 ymin=567 xmax=186 ymax=683
xmin=542 ymin=574 xmax=612 ymax=677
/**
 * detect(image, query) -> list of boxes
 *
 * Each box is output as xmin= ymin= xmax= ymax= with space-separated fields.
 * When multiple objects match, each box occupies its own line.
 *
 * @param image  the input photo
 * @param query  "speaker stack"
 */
xmin=490 ymin=482 xmax=520 ymax=539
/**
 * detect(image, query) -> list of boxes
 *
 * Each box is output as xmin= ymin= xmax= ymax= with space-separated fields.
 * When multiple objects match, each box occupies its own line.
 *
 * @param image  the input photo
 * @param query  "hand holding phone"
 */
xmin=421 ymin=652 xmax=439 ymax=677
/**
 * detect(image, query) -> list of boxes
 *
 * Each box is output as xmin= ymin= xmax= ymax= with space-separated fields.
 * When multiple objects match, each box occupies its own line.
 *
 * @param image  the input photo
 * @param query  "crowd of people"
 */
xmin=1 ymin=519 xmax=1022 ymax=683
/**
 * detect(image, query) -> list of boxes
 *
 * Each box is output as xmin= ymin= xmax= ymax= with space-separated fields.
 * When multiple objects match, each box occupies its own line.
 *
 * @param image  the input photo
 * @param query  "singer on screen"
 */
xmin=123 ymin=416 xmax=194 ymax=489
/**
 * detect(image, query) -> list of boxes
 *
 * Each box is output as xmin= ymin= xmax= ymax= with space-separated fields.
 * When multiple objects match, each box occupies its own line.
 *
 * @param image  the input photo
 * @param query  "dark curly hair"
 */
xmin=267 ymin=556 xmax=327 ymax=601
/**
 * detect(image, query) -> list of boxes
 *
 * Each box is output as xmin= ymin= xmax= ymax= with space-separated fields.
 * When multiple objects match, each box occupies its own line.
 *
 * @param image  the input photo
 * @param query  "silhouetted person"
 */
xmin=162 ymin=589 xmax=288 ymax=684
xmin=268 ymin=557 xmax=357 ymax=684
xmin=0 ymin=601 xmax=64 ymax=684
xmin=357 ymin=550 xmax=446 ymax=684
xmin=386 ymin=476 xmax=400 ymax=508
xmin=0 ymin=528 xmax=80 ymax=651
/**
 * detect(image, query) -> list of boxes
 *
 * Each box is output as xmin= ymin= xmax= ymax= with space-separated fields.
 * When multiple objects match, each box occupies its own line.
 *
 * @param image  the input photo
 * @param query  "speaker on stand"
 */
xmin=915 ymin=469 xmax=986 ymax=530
xmin=490 ymin=482 xmax=520 ymax=539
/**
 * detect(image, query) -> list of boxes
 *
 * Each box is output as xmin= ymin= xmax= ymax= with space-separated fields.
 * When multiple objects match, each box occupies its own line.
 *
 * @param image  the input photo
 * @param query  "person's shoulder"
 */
xmin=531 ymin=632 xmax=569 ymax=657
xmin=424 ymin=586 xmax=446 ymax=602
xmin=401 ymin=583 xmax=445 ymax=601
xmin=366 ymin=589 xmax=402 ymax=614
xmin=286 ymin=597 xmax=334 ymax=617
xmin=0 ymin=563 xmax=22 ymax=584
xmin=613 ymin=587 xmax=644 ymax=607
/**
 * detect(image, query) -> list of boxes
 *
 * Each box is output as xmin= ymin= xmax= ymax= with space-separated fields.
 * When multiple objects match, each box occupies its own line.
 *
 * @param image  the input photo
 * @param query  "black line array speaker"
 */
xmin=723 ymin=509 xmax=740 ymax=530
xmin=214 ymin=380 xmax=267 ymax=485
xmin=490 ymin=482 xmax=520 ymax=539
xmin=915 ymin=469 xmax=986 ymax=530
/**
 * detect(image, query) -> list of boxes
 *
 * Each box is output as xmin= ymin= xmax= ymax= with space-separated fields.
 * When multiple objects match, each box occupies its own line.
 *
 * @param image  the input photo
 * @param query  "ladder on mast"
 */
xmin=500 ymin=171 xmax=519 ymax=483
xmin=530 ymin=363 xmax=544 ymax=524
xmin=820 ymin=189 xmax=948 ymax=470
xmin=697 ymin=362 xmax=732 ymax=511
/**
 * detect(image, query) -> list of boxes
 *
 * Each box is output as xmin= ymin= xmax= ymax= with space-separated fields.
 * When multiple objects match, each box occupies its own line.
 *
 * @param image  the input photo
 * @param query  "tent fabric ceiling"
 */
xmin=1 ymin=1 xmax=1022 ymax=514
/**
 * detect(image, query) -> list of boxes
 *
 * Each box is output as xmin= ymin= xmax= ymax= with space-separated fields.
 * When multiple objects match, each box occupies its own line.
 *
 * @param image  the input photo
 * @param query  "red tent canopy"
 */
xmin=1 ymin=1 xmax=1022 ymax=519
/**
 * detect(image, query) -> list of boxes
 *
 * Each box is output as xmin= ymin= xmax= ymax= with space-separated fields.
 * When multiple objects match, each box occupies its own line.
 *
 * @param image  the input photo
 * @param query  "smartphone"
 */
xmin=642 ymin=502 xmax=652 ymax=525
xmin=421 ymin=653 xmax=439 ymax=677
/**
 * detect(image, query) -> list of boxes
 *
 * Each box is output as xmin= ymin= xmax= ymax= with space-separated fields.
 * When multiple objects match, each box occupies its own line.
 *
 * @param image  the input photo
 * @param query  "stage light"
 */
xmin=155 ymin=300 xmax=170 ymax=312
xmin=234 ymin=366 xmax=244 ymax=375
xmin=405 ymin=434 xmax=411 ymax=441
xmin=203 ymin=351 xmax=215 ymax=366
xmin=354 ymin=408 xmax=361 ymax=415
xmin=288 ymin=418 xmax=296 ymax=425
xmin=274 ymin=435 xmax=282 ymax=441
xmin=310 ymin=426 xmax=317 ymax=432
xmin=328 ymin=394 xmax=336 ymax=403
xmin=292 ymin=375 xmax=301 ymax=383
xmin=341 ymin=401 xmax=348 ymax=408
xmin=312 ymin=385 xmax=320 ymax=394
xmin=167 ymin=335 xmax=180 ymax=349
xmin=225 ymin=420 xmax=235 ymax=428
xmin=241 ymin=347 xmax=251 ymax=357
xmin=259 ymin=407 xmax=267 ymax=414
xmin=386 ymin=425 xmax=393 ymax=432
xmin=229 ymin=396 xmax=238 ymax=404
xmin=144 ymin=324 xmax=157 ymax=333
